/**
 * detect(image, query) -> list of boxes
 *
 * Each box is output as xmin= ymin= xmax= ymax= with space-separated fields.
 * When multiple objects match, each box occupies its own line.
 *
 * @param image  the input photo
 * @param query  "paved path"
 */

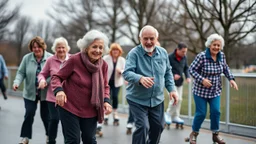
xmin=0 ymin=96 xmax=255 ymax=144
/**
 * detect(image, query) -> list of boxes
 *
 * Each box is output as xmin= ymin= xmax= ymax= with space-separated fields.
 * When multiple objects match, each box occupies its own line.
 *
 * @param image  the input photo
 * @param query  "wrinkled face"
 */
xmin=86 ymin=39 xmax=104 ymax=63
xmin=56 ymin=42 xmax=68 ymax=58
xmin=111 ymin=49 xmax=120 ymax=58
xmin=177 ymin=47 xmax=188 ymax=57
xmin=32 ymin=42 xmax=44 ymax=58
xmin=209 ymin=40 xmax=221 ymax=56
xmin=140 ymin=28 xmax=158 ymax=52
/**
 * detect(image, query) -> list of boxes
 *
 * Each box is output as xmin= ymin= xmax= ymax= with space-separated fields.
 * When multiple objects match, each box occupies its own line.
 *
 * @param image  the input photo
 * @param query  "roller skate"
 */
xmin=126 ymin=123 xmax=133 ymax=135
xmin=172 ymin=116 xmax=184 ymax=129
xmin=104 ymin=115 xmax=109 ymax=125
xmin=164 ymin=112 xmax=172 ymax=129
xmin=185 ymin=131 xmax=199 ymax=144
xmin=113 ymin=112 xmax=119 ymax=126
xmin=96 ymin=123 xmax=103 ymax=137
xmin=212 ymin=132 xmax=226 ymax=144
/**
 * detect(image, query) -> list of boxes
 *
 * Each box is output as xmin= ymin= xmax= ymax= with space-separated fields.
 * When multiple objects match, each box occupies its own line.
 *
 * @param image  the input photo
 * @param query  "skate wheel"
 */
xmin=176 ymin=124 xmax=179 ymax=129
xmin=181 ymin=124 xmax=184 ymax=129
xmin=126 ymin=129 xmax=132 ymax=135
xmin=184 ymin=137 xmax=189 ymax=142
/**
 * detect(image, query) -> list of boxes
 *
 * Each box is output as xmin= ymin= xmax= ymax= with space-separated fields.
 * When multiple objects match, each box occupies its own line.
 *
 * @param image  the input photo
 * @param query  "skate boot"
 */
xmin=185 ymin=131 xmax=199 ymax=144
xmin=113 ymin=112 xmax=119 ymax=126
xmin=164 ymin=112 xmax=172 ymax=129
xmin=104 ymin=114 xmax=109 ymax=125
xmin=212 ymin=132 xmax=225 ymax=144
xmin=19 ymin=137 xmax=29 ymax=144
xmin=96 ymin=123 xmax=103 ymax=137
xmin=126 ymin=123 xmax=133 ymax=135
xmin=172 ymin=116 xmax=184 ymax=129
xmin=3 ymin=92 xmax=7 ymax=100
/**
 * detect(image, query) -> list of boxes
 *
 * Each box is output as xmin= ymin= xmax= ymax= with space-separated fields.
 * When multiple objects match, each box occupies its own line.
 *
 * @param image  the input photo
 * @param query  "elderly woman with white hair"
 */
xmin=51 ymin=30 xmax=112 ymax=144
xmin=37 ymin=37 xmax=71 ymax=144
xmin=186 ymin=33 xmax=238 ymax=144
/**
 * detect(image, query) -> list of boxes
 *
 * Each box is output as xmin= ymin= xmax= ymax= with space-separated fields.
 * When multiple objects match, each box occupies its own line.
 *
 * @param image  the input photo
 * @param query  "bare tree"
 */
xmin=0 ymin=0 xmax=20 ymax=40
xmin=120 ymin=0 xmax=167 ymax=45
xmin=47 ymin=0 xmax=99 ymax=52
xmin=12 ymin=16 xmax=31 ymax=65
xmin=177 ymin=0 xmax=256 ymax=64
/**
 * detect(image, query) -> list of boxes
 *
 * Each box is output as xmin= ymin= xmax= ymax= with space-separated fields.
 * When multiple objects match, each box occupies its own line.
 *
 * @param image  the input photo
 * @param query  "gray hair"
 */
xmin=77 ymin=30 xmax=109 ymax=54
xmin=205 ymin=33 xmax=225 ymax=49
xmin=139 ymin=25 xmax=159 ymax=38
xmin=51 ymin=37 xmax=70 ymax=53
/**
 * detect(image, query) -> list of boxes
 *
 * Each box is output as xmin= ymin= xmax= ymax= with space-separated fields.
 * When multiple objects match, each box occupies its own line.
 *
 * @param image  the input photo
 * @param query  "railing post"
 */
xmin=188 ymin=79 xmax=192 ymax=125
xmin=225 ymin=78 xmax=230 ymax=133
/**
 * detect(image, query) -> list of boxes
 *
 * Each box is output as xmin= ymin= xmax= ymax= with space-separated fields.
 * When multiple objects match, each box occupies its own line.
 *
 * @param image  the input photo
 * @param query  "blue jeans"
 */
xmin=192 ymin=95 xmax=220 ymax=132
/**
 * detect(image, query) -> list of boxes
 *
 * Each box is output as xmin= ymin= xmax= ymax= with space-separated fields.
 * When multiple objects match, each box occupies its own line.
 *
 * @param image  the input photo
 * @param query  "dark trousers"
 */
xmin=0 ymin=78 xmax=6 ymax=97
xmin=127 ymin=108 xmax=134 ymax=124
xmin=48 ymin=102 xmax=60 ymax=144
xmin=109 ymin=80 xmax=120 ymax=109
xmin=58 ymin=107 xmax=97 ymax=144
xmin=127 ymin=99 xmax=165 ymax=144
xmin=20 ymin=97 xmax=49 ymax=139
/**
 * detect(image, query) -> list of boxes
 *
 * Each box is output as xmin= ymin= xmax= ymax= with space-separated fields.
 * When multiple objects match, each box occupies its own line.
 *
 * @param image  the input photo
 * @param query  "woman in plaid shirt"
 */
xmin=186 ymin=34 xmax=238 ymax=144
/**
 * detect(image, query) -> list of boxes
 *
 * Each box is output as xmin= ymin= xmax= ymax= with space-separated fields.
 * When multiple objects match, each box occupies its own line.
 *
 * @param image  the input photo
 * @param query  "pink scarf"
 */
xmin=81 ymin=52 xmax=104 ymax=123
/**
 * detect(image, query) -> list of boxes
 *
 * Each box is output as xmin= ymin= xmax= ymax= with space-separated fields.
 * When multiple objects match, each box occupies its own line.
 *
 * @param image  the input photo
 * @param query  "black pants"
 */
xmin=0 ymin=78 xmax=6 ymax=97
xmin=58 ymin=107 xmax=97 ymax=144
xmin=127 ymin=99 xmax=165 ymax=144
xmin=48 ymin=102 xmax=60 ymax=144
xmin=109 ymin=80 xmax=120 ymax=109
xmin=20 ymin=97 xmax=49 ymax=139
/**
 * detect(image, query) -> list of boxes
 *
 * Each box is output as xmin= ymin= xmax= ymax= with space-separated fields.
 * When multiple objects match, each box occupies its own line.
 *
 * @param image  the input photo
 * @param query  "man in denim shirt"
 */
xmin=123 ymin=25 xmax=178 ymax=144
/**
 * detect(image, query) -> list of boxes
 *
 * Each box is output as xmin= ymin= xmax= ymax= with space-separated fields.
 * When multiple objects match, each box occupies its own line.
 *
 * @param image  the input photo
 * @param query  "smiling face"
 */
xmin=140 ymin=28 xmax=158 ymax=52
xmin=85 ymin=39 xmax=104 ymax=63
xmin=55 ymin=42 xmax=68 ymax=59
xmin=111 ymin=49 xmax=120 ymax=58
xmin=209 ymin=40 xmax=222 ymax=56
xmin=32 ymin=42 xmax=44 ymax=58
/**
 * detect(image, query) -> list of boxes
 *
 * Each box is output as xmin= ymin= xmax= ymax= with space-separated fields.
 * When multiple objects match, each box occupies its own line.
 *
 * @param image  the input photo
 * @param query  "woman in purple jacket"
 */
xmin=38 ymin=37 xmax=71 ymax=144
xmin=51 ymin=30 xmax=112 ymax=144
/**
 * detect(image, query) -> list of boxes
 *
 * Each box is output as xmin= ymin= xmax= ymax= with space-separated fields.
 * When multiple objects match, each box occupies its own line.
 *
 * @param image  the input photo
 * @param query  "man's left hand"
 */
xmin=169 ymin=91 xmax=178 ymax=105
xmin=104 ymin=102 xmax=112 ymax=115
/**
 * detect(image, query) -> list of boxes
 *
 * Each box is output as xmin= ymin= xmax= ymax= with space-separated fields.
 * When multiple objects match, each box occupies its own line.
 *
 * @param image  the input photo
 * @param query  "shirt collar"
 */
xmin=205 ymin=48 xmax=222 ymax=62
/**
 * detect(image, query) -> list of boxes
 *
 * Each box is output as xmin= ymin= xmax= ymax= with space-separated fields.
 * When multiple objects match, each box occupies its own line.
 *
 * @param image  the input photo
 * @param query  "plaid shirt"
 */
xmin=189 ymin=48 xmax=235 ymax=98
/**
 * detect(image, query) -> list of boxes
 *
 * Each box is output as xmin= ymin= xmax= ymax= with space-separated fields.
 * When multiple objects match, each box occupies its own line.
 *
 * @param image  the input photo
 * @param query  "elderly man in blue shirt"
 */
xmin=123 ymin=25 xmax=178 ymax=144
xmin=0 ymin=55 xmax=8 ymax=101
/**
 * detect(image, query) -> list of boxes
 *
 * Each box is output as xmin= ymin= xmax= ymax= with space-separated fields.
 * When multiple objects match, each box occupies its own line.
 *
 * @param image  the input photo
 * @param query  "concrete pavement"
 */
xmin=0 ymin=96 xmax=255 ymax=144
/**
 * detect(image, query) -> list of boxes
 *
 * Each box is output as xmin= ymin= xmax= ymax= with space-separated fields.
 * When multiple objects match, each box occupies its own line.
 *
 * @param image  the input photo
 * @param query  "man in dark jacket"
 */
xmin=166 ymin=42 xmax=191 ymax=124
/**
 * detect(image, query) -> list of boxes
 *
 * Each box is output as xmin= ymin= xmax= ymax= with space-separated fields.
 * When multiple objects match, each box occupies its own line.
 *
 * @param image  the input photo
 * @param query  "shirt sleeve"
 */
xmin=51 ymin=57 xmax=74 ymax=95
xmin=122 ymin=51 xmax=143 ymax=84
xmin=184 ymin=57 xmax=190 ymax=79
xmin=38 ymin=58 xmax=51 ymax=82
xmin=222 ymin=53 xmax=235 ymax=81
xmin=13 ymin=55 xmax=27 ymax=87
xmin=103 ymin=63 xmax=110 ymax=103
xmin=189 ymin=53 xmax=204 ymax=83
xmin=164 ymin=53 xmax=176 ymax=92
xmin=0 ymin=56 xmax=8 ymax=77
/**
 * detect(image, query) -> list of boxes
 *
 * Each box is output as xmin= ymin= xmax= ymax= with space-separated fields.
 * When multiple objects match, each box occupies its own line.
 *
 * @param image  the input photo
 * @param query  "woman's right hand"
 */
xmin=13 ymin=84 xmax=18 ymax=91
xmin=202 ymin=78 xmax=212 ymax=88
xmin=56 ymin=91 xmax=67 ymax=106
xmin=38 ymin=80 xmax=47 ymax=89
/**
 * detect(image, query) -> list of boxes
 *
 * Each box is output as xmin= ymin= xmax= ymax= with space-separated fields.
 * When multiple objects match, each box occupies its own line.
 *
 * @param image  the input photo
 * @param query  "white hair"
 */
xmin=139 ymin=25 xmax=159 ymax=38
xmin=77 ymin=30 xmax=109 ymax=54
xmin=205 ymin=33 xmax=225 ymax=49
xmin=51 ymin=37 xmax=71 ymax=53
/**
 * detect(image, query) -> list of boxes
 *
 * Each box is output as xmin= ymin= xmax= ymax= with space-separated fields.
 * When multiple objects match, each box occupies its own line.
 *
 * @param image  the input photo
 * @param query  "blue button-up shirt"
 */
xmin=122 ymin=45 xmax=176 ymax=107
xmin=189 ymin=48 xmax=235 ymax=98
xmin=0 ymin=55 xmax=8 ymax=79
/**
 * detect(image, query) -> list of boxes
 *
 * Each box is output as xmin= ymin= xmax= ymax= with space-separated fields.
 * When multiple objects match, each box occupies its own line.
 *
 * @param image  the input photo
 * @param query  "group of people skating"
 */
xmin=0 ymin=25 xmax=239 ymax=144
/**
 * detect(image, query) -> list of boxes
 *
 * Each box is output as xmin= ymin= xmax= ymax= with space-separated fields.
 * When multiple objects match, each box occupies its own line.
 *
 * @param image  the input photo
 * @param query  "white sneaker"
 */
xmin=19 ymin=137 xmax=29 ymax=144
xmin=172 ymin=116 xmax=184 ymax=123
xmin=127 ymin=123 xmax=133 ymax=128
xmin=97 ymin=123 xmax=102 ymax=128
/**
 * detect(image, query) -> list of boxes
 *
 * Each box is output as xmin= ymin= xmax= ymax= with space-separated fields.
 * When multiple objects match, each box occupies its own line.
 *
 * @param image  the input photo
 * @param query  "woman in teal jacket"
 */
xmin=13 ymin=36 xmax=53 ymax=144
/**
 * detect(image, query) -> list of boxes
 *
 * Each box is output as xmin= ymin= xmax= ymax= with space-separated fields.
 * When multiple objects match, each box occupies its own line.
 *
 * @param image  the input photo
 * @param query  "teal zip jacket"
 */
xmin=122 ymin=45 xmax=176 ymax=107
xmin=13 ymin=51 xmax=53 ymax=101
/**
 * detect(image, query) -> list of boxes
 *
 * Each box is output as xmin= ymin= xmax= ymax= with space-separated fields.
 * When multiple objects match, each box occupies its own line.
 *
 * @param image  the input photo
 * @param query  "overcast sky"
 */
xmin=8 ymin=0 xmax=53 ymax=21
